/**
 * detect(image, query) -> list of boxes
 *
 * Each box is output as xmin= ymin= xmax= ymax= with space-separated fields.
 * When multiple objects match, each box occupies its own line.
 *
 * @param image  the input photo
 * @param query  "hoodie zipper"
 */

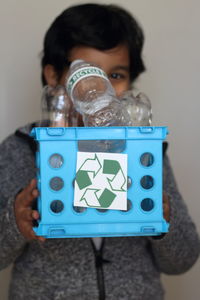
xmin=91 ymin=238 xmax=110 ymax=300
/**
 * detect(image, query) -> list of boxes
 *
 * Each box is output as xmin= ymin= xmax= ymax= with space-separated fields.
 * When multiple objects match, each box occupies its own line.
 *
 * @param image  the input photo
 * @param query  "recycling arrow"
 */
xmin=103 ymin=159 xmax=126 ymax=191
xmin=80 ymin=188 xmax=116 ymax=208
xmin=80 ymin=153 xmax=101 ymax=176
xmin=76 ymin=154 xmax=102 ymax=190
xmin=80 ymin=188 xmax=101 ymax=207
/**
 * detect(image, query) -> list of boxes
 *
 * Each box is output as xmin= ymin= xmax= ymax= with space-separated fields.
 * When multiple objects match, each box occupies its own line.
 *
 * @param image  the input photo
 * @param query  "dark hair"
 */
xmin=41 ymin=3 xmax=145 ymax=85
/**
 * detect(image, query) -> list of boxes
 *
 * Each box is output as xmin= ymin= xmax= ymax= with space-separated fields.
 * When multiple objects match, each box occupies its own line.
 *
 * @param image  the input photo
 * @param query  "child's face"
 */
xmin=60 ymin=44 xmax=131 ymax=97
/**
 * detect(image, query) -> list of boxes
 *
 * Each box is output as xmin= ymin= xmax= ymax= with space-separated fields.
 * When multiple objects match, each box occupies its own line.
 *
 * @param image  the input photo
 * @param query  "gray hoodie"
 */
xmin=0 ymin=124 xmax=199 ymax=300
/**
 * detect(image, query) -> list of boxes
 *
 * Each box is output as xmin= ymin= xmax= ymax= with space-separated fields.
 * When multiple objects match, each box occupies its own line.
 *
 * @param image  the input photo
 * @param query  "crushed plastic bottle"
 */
xmin=120 ymin=90 xmax=152 ymax=126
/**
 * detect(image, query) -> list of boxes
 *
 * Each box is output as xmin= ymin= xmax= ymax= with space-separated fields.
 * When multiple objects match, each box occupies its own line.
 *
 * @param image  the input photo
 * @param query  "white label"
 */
xmin=74 ymin=152 xmax=127 ymax=210
xmin=67 ymin=66 xmax=109 ymax=98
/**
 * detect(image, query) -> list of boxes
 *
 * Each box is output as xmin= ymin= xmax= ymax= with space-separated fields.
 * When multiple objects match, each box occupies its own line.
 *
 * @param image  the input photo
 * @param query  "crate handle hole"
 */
xmin=50 ymin=200 xmax=64 ymax=213
xmin=141 ymin=198 xmax=154 ymax=212
xmin=49 ymin=154 xmax=64 ymax=168
xmin=140 ymin=175 xmax=154 ymax=189
xmin=140 ymin=153 xmax=154 ymax=167
xmin=49 ymin=177 xmax=64 ymax=191
xmin=121 ymin=199 xmax=132 ymax=212
xmin=73 ymin=205 xmax=87 ymax=213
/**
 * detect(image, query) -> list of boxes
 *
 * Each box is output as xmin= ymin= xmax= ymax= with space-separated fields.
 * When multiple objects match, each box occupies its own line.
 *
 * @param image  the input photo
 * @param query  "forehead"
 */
xmin=68 ymin=44 xmax=130 ymax=72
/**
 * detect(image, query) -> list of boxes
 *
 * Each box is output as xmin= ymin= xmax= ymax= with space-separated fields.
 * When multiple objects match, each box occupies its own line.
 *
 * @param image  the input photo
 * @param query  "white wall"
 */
xmin=0 ymin=0 xmax=199 ymax=299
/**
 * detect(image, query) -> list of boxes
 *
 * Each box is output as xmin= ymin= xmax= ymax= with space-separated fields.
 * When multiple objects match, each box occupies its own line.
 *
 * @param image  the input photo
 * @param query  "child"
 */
xmin=0 ymin=3 xmax=199 ymax=300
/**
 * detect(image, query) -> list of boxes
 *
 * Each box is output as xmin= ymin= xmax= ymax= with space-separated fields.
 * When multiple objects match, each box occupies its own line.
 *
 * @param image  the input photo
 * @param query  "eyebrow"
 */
xmin=111 ymin=65 xmax=129 ymax=72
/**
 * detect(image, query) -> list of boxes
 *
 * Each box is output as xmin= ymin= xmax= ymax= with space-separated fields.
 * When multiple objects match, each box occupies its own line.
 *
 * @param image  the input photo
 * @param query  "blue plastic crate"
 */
xmin=30 ymin=126 xmax=169 ymax=238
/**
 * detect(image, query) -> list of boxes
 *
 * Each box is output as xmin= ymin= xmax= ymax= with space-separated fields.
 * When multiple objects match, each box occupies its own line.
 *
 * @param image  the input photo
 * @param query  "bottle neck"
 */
xmin=67 ymin=66 xmax=109 ymax=99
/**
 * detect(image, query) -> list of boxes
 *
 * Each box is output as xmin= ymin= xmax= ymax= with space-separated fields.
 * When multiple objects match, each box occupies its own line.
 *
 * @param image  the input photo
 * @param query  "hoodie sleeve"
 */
xmin=149 ymin=155 xmax=200 ymax=274
xmin=0 ymin=133 xmax=36 ymax=270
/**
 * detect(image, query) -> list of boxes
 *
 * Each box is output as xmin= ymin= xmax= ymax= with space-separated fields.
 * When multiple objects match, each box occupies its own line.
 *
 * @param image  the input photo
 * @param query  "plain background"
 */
xmin=0 ymin=0 xmax=199 ymax=299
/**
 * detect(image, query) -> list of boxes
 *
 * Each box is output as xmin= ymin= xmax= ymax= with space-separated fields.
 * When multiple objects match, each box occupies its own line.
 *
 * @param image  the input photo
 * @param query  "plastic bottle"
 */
xmin=65 ymin=60 xmax=152 ymax=152
xmin=66 ymin=59 xmax=131 ymax=127
xmin=120 ymin=90 xmax=152 ymax=126
xmin=65 ymin=60 xmax=128 ymax=152
xmin=40 ymin=85 xmax=77 ymax=127
xmin=66 ymin=60 xmax=152 ymax=126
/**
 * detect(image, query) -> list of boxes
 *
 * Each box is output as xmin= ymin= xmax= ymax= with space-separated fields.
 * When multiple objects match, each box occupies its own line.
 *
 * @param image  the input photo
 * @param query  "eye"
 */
xmin=109 ymin=73 xmax=125 ymax=80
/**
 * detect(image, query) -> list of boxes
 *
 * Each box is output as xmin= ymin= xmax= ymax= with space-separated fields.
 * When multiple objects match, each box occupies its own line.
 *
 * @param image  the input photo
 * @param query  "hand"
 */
xmin=163 ymin=192 xmax=170 ymax=222
xmin=14 ymin=179 xmax=45 ymax=242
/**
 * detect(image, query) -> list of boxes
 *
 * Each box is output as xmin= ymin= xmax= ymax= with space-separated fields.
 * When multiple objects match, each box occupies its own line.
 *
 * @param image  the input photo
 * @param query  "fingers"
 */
xmin=32 ymin=210 xmax=40 ymax=220
xmin=26 ymin=178 xmax=37 ymax=193
xmin=18 ymin=179 xmax=39 ymax=207
xmin=14 ymin=179 xmax=46 ymax=242
xmin=32 ymin=188 xmax=39 ymax=198
xmin=16 ymin=222 xmax=36 ymax=241
xmin=21 ymin=208 xmax=33 ymax=221
xmin=37 ymin=236 xmax=46 ymax=242
xmin=16 ymin=212 xmax=45 ymax=242
xmin=163 ymin=192 xmax=170 ymax=222
xmin=20 ymin=209 xmax=39 ymax=222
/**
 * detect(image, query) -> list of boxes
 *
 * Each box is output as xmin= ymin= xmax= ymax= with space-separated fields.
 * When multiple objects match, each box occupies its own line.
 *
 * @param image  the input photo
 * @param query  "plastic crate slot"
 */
xmin=78 ymin=139 xmax=126 ymax=153
xmin=140 ymin=153 xmax=154 ymax=167
xmin=73 ymin=205 xmax=87 ymax=213
xmin=49 ymin=177 xmax=64 ymax=191
xmin=96 ymin=208 xmax=109 ymax=213
xmin=142 ymin=227 xmax=155 ymax=233
xmin=139 ymin=127 xmax=154 ymax=134
xmin=140 ymin=175 xmax=154 ymax=189
xmin=47 ymin=128 xmax=65 ymax=136
xmin=50 ymin=200 xmax=64 ymax=213
xmin=121 ymin=199 xmax=132 ymax=212
xmin=141 ymin=198 xmax=154 ymax=212
xmin=49 ymin=153 xmax=64 ymax=169
xmin=49 ymin=228 xmax=66 ymax=236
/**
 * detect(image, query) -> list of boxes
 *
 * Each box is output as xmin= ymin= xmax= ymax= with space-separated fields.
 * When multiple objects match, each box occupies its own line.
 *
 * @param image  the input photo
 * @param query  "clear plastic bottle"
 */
xmin=40 ymin=85 xmax=76 ymax=127
xmin=65 ymin=60 xmax=152 ymax=152
xmin=120 ymin=90 xmax=152 ymax=126
xmin=66 ymin=60 xmax=131 ymax=127
xmin=66 ymin=60 xmax=130 ymax=152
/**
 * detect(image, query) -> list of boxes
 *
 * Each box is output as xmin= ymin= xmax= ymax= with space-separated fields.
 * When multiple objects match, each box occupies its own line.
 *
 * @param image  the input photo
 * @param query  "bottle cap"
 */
xmin=70 ymin=59 xmax=85 ymax=68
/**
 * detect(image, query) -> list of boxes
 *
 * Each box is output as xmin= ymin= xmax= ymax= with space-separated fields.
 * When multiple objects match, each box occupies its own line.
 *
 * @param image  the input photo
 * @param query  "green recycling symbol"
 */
xmin=75 ymin=153 xmax=127 ymax=209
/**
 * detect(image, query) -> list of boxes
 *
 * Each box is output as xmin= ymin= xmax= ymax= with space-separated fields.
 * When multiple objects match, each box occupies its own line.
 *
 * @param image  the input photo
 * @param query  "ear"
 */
xmin=43 ymin=64 xmax=58 ymax=87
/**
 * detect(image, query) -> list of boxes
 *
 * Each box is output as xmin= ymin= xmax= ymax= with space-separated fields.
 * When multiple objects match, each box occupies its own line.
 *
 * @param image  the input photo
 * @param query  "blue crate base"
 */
xmin=34 ymin=222 xmax=169 ymax=238
xmin=31 ymin=126 xmax=169 ymax=238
